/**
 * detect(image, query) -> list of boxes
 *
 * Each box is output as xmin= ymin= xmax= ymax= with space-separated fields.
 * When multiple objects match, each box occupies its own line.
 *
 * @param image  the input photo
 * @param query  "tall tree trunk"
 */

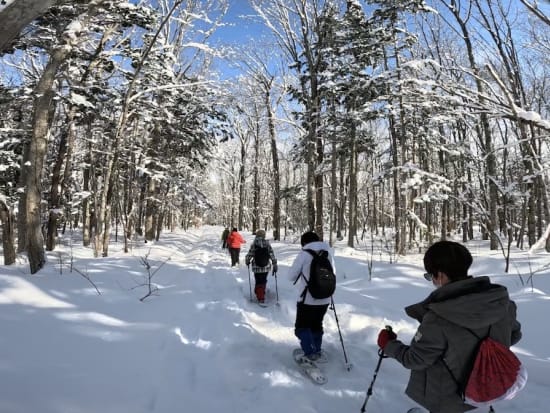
xmin=337 ymin=151 xmax=346 ymax=240
xmin=144 ymin=174 xmax=157 ymax=242
xmin=144 ymin=127 xmax=161 ymax=242
xmin=82 ymin=123 xmax=93 ymax=247
xmin=265 ymin=82 xmax=281 ymax=240
xmin=313 ymin=94 xmax=323 ymax=238
xmin=16 ymin=141 xmax=29 ymax=253
xmin=329 ymin=140 xmax=337 ymax=247
xmin=122 ymin=148 xmax=137 ymax=252
xmin=0 ymin=200 xmax=16 ymax=265
xmin=347 ymin=124 xmax=357 ymax=248
xmin=25 ymin=44 xmax=71 ymax=273
xmin=439 ymin=131 xmax=447 ymax=241
xmin=306 ymin=146 xmax=316 ymax=231
xmin=238 ymin=139 xmax=246 ymax=230
xmin=0 ymin=0 xmax=56 ymax=52
xmin=389 ymin=115 xmax=401 ymax=254
xmin=252 ymin=115 xmax=260 ymax=234
xmin=46 ymin=121 xmax=71 ymax=250
xmin=155 ymin=206 xmax=164 ymax=241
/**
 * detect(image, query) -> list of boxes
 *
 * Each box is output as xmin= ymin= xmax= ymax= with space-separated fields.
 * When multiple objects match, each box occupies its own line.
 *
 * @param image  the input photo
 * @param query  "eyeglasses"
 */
xmin=423 ymin=272 xmax=435 ymax=282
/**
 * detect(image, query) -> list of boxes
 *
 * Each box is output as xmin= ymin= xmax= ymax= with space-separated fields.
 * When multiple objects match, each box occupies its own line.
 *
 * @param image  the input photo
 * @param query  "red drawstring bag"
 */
xmin=464 ymin=337 xmax=527 ymax=407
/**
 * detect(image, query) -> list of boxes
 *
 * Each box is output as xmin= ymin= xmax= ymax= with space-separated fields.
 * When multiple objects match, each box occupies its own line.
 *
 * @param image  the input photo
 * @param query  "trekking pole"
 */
xmin=330 ymin=297 xmax=353 ymax=371
xmin=360 ymin=326 xmax=392 ymax=413
xmin=274 ymin=271 xmax=279 ymax=305
xmin=360 ymin=347 xmax=387 ymax=412
xmin=247 ymin=265 xmax=252 ymax=301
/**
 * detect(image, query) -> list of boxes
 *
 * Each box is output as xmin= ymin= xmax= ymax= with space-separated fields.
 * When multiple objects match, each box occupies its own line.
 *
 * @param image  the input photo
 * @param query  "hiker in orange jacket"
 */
xmin=226 ymin=227 xmax=246 ymax=267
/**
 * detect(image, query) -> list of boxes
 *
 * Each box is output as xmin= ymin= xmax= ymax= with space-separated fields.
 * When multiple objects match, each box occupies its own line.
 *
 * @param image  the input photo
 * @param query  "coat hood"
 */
xmin=302 ymin=240 xmax=331 ymax=252
xmin=405 ymin=276 xmax=512 ymax=329
xmin=253 ymin=237 xmax=270 ymax=248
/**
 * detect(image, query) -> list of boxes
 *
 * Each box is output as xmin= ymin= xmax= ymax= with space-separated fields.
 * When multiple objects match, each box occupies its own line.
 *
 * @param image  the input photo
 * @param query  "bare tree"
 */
xmin=252 ymin=0 xmax=326 ymax=237
xmin=440 ymin=0 xmax=499 ymax=250
xmin=519 ymin=0 xmax=550 ymax=26
xmin=239 ymin=49 xmax=283 ymax=240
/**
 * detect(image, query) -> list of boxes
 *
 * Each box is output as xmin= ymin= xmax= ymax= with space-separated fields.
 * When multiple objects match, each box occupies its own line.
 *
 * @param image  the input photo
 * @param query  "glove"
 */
xmin=245 ymin=258 xmax=251 ymax=266
xmin=377 ymin=328 xmax=397 ymax=350
xmin=272 ymin=264 xmax=278 ymax=274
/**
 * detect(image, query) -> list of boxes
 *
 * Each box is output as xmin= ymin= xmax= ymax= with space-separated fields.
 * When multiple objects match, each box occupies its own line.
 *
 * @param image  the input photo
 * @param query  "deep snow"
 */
xmin=0 ymin=225 xmax=548 ymax=412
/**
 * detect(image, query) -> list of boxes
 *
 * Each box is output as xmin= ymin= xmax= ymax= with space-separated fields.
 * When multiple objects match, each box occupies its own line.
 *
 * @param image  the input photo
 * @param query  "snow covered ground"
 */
xmin=0 ymin=225 xmax=548 ymax=413
xmin=0 ymin=0 xmax=15 ymax=12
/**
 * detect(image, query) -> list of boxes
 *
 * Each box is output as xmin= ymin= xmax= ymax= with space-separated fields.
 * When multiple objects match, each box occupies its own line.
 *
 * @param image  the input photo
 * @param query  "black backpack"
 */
xmin=298 ymin=249 xmax=336 ymax=299
xmin=254 ymin=245 xmax=270 ymax=267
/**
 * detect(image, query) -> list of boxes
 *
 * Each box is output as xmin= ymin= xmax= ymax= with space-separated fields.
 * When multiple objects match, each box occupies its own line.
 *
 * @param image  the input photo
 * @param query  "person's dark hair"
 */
xmin=300 ymin=231 xmax=320 ymax=247
xmin=423 ymin=240 xmax=473 ymax=282
xmin=232 ymin=227 xmax=238 ymax=232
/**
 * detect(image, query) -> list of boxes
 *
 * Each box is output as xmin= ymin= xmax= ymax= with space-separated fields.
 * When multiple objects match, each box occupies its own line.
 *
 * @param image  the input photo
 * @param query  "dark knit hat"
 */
xmin=300 ymin=231 xmax=320 ymax=247
xmin=256 ymin=229 xmax=266 ymax=238
xmin=423 ymin=240 xmax=473 ymax=281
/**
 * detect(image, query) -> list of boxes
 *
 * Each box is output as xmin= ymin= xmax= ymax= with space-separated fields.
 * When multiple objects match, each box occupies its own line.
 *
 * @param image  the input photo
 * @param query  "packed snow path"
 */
xmin=0 ymin=226 xmax=547 ymax=412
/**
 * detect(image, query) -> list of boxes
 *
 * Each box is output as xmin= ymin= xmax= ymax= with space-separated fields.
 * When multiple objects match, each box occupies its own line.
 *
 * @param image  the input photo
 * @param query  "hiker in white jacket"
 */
xmin=287 ymin=231 xmax=335 ymax=361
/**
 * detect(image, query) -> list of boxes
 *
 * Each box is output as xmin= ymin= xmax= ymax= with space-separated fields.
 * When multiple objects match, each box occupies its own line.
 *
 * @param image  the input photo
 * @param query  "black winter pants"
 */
xmin=254 ymin=272 xmax=268 ymax=286
xmin=294 ymin=302 xmax=329 ymax=355
xmin=229 ymin=248 xmax=240 ymax=266
xmin=294 ymin=302 xmax=329 ymax=333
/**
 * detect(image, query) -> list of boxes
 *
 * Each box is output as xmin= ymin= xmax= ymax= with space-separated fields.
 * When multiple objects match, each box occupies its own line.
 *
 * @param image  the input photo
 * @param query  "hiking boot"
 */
xmin=298 ymin=355 xmax=317 ymax=367
xmin=309 ymin=350 xmax=328 ymax=363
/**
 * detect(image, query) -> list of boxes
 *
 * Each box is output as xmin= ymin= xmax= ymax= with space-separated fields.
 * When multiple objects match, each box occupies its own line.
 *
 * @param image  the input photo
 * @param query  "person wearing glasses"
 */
xmin=376 ymin=241 xmax=522 ymax=413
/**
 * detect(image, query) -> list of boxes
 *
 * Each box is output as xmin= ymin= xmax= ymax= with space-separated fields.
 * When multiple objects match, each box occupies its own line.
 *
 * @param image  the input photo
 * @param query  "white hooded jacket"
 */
xmin=287 ymin=240 xmax=335 ymax=305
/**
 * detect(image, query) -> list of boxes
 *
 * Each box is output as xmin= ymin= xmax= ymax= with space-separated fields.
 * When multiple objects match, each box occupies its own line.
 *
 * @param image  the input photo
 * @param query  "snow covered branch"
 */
xmin=128 ymin=81 xmax=214 ymax=104
xmin=485 ymin=63 xmax=550 ymax=132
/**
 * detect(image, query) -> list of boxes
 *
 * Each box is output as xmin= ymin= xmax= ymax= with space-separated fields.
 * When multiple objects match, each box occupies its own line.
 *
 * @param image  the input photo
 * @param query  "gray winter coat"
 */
xmin=384 ymin=276 xmax=522 ymax=413
xmin=245 ymin=237 xmax=277 ymax=274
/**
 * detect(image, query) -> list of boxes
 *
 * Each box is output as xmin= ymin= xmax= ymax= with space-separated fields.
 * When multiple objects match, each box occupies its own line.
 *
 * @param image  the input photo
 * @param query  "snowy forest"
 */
xmin=1 ymin=0 xmax=550 ymax=274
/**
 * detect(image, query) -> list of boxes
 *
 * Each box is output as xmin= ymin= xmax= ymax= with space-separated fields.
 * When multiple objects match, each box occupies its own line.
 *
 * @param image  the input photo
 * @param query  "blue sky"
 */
xmin=208 ymin=2 xmax=273 ymax=80
xmin=214 ymin=1 xmax=267 ymax=44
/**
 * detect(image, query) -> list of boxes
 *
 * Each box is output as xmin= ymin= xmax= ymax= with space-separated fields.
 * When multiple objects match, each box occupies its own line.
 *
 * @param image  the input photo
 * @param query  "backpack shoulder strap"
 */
xmin=292 ymin=249 xmax=316 ymax=301
xmin=441 ymin=324 xmax=492 ymax=398
xmin=293 ymin=249 xmax=316 ymax=285
xmin=464 ymin=325 xmax=492 ymax=341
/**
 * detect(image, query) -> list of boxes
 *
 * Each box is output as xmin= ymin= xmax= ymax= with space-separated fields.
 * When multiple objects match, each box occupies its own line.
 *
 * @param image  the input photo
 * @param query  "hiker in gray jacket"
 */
xmin=377 ymin=241 xmax=522 ymax=413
